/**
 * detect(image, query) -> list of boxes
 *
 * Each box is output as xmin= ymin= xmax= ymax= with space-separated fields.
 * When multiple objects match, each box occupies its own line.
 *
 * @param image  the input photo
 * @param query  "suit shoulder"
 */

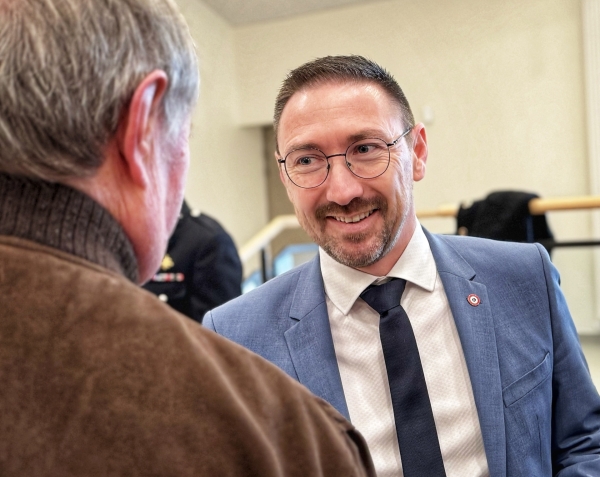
xmin=435 ymin=233 xmax=544 ymax=257
xmin=209 ymin=260 xmax=313 ymax=319
xmin=431 ymin=233 xmax=549 ymax=276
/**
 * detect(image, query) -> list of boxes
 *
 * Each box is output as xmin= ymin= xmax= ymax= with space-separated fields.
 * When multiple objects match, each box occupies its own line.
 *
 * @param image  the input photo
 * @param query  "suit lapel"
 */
xmin=284 ymin=255 xmax=350 ymax=420
xmin=425 ymin=230 xmax=506 ymax=477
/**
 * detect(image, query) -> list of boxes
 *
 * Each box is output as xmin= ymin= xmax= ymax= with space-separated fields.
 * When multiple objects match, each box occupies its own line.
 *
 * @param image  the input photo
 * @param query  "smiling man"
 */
xmin=204 ymin=55 xmax=600 ymax=476
xmin=277 ymin=79 xmax=422 ymax=275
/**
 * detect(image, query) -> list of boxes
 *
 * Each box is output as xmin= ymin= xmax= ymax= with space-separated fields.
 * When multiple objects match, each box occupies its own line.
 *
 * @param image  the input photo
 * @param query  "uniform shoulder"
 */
xmin=167 ymin=211 xmax=236 ymax=256
xmin=185 ymin=211 xmax=227 ymax=236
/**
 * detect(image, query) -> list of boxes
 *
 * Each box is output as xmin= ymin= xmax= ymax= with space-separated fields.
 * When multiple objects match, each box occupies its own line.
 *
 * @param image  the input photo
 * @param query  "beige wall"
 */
xmin=179 ymin=0 xmax=599 ymax=333
xmin=232 ymin=0 xmax=597 ymax=332
xmin=176 ymin=0 xmax=269 ymax=249
xmin=233 ymin=0 xmax=589 ymax=211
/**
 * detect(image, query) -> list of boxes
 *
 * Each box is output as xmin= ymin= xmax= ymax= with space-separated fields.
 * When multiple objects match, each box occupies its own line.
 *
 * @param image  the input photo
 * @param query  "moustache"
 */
xmin=315 ymin=197 xmax=387 ymax=220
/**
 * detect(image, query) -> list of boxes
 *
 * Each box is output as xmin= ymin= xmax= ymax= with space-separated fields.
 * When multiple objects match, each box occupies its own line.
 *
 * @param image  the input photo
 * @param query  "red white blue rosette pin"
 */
xmin=467 ymin=294 xmax=481 ymax=307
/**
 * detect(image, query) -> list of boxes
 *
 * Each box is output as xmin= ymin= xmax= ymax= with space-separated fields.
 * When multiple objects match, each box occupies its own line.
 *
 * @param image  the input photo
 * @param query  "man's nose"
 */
xmin=324 ymin=156 xmax=364 ymax=206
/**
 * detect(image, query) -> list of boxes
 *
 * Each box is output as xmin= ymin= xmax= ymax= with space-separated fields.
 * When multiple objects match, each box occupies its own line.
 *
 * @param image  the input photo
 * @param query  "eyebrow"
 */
xmin=284 ymin=129 xmax=389 ymax=156
xmin=347 ymin=129 xmax=388 ymax=143
xmin=284 ymin=142 xmax=321 ymax=154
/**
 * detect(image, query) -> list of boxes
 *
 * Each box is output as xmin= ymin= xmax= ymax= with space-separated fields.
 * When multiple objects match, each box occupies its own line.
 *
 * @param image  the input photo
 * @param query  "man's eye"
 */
xmin=292 ymin=154 xmax=325 ymax=167
xmin=297 ymin=156 xmax=314 ymax=165
xmin=356 ymin=144 xmax=373 ymax=154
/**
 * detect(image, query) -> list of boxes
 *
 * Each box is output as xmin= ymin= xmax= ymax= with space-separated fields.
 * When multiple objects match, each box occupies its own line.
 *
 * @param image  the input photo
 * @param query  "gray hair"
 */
xmin=0 ymin=0 xmax=199 ymax=180
xmin=273 ymin=55 xmax=414 ymax=152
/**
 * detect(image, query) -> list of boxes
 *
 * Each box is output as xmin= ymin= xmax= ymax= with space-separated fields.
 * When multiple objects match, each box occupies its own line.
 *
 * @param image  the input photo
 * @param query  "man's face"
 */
xmin=277 ymin=81 xmax=426 ymax=273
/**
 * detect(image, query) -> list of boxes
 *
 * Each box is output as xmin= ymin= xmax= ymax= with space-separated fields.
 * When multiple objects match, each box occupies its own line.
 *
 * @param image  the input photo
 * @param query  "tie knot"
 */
xmin=360 ymin=278 xmax=406 ymax=314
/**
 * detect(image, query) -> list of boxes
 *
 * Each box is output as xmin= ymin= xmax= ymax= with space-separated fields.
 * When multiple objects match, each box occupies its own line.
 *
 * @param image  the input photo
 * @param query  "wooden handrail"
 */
xmin=239 ymin=214 xmax=299 ymax=263
xmin=528 ymin=195 xmax=600 ymax=214
xmin=416 ymin=203 xmax=459 ymax=218
xmin=417 ymin=195 xmax=600 ymax=218
xmin=241 ymin=195 xmax=600 ymax=265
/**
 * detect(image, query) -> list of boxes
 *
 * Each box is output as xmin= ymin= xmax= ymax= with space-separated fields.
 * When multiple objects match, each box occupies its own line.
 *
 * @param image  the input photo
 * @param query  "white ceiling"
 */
xmin=200 ymin=0 xmax=383 ymax=25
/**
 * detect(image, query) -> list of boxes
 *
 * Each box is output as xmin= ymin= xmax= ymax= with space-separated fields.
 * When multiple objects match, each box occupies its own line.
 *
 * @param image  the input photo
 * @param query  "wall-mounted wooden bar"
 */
xmin=416 ymin=204 xmax=459 ymax=218
xmin=528 ymin=196 xmax=600 ymax=214
xmin=417 ymin=195 xmax=600 ymax=218
xmin=239 ymin=196 xmax=600 ymax=266
xmin=239 ymin=214 xmax=299 ymax=263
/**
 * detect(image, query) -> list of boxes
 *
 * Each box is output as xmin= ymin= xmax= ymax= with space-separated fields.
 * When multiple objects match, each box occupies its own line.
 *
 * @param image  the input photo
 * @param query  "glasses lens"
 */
xmin=346 ymin=138 xmax=390 ymax=179
xmin=284 ymin=149 xmax=328 ymax=188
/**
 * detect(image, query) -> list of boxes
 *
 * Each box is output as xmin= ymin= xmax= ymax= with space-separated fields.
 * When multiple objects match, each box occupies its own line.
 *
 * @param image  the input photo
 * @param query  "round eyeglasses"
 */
xmin=277 ymin=127 xmax=412 ymax=189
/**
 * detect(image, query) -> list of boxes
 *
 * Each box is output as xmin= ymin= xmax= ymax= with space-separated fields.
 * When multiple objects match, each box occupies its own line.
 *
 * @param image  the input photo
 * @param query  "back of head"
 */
xmin=0 ymin=0 xmax=199 ymax=181
xmin=273 ymin=55 xmax=415 ymax=151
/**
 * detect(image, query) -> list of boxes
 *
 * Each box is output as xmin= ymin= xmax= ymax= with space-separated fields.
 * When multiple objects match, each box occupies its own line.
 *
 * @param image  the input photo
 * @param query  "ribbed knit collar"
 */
xmin=0 ymin=173 xmax=138 ymax=282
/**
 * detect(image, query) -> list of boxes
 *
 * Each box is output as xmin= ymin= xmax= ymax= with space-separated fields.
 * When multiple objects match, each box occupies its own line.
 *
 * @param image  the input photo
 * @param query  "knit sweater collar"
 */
xmin=0 ymin=173 xmax=138 ymax=282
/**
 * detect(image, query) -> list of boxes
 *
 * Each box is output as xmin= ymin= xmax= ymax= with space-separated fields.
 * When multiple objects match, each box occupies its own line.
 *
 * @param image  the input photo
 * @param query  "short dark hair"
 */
xmin=273 ymin=55 xmax=414 ymax=151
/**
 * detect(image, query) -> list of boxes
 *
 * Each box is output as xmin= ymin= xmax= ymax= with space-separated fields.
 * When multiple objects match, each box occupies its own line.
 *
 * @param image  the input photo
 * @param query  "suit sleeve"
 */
xmin=202 ymin=311 xmax=216 ymax=331
xmin=190 ymin=230 xmax=242 ymax=322
xmin=536 ymin=244 xmax=600 ymax=475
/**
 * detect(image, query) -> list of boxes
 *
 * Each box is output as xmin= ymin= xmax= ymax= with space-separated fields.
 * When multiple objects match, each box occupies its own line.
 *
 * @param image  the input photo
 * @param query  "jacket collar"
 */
xmin=424 ymin=228 xmax=476 ymax=280
xmin=424 ymin=229 xmax=506 ymax=477
xmin=289 ymin=254 xmax=327 ymax=320
xmin=285 ymin=254 xmax=350 ymax=419
xmin=0 ymin=173 xmax=138 ymax=282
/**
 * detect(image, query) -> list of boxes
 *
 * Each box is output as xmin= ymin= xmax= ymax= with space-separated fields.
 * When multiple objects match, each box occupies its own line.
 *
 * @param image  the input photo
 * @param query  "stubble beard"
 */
xmin=298 ymin=195 xmax=409 ymax=269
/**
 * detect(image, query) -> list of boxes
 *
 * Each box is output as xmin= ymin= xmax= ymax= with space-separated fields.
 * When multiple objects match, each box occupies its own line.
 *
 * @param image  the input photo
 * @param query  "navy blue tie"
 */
xmin=360 ymin=279 xmax=446 ymax=477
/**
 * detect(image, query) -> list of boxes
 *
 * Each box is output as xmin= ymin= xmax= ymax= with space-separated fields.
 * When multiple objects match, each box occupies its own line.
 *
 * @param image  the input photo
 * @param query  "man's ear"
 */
xmin=411 ymin=123 xmax=428 ymax=182
xmin=117 ymin=70 xmax=169 ymax=189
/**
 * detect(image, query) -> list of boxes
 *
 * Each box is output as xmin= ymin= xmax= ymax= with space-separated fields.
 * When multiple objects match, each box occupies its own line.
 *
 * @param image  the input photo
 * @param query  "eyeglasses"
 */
xmin=277 ymin=127 xmax=412 ymax=189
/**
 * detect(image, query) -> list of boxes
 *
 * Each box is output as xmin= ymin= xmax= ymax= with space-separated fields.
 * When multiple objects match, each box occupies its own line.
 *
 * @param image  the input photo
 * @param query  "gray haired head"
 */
xmin=0 ymin=0 xmax=199 ymax=180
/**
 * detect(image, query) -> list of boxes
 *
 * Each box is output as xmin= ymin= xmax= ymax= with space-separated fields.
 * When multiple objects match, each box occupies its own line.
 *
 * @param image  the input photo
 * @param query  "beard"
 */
xmin=300 ymin=195 xmax=409 ymax=269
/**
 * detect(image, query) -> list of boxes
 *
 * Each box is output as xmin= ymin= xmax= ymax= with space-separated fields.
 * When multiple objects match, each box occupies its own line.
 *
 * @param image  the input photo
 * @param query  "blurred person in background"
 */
xmin=143 ymin=200 xmax=242 ymax=322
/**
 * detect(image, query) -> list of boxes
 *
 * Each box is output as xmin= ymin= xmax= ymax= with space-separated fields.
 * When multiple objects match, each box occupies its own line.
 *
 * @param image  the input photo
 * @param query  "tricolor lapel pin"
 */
xmin=467 ymin=294 xmax=481 ymax=307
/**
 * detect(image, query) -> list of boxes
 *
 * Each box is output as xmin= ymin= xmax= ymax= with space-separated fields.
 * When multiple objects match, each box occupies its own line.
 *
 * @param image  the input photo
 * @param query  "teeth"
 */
xmin=334 ymin=210 xmax=374 ymax=223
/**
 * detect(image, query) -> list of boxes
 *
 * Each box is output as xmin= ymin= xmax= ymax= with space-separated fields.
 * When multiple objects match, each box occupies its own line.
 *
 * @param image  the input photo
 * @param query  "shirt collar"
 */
xmin=320 ymin=224 xmax=437 ymax=315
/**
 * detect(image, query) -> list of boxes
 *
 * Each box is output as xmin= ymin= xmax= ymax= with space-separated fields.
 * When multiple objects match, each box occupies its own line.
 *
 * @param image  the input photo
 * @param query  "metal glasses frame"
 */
xmin=277 ymin=126 xmax=413 ymax=189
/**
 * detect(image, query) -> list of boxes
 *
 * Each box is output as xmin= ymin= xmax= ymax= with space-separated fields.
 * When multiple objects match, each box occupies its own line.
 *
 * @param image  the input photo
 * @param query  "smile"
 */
xmin=332 ymin=209 xmax=376 ymax=223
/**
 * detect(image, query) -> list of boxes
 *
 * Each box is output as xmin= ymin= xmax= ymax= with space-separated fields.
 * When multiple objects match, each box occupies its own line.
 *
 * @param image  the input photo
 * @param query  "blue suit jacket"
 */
xmin=205 ymin=231 xmax=600 ymax=476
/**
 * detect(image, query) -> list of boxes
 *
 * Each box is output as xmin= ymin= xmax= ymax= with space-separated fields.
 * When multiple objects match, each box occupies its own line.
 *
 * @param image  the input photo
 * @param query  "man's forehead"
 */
xmin=281 ymin=80 xmax=402 ymax=124
xmin=278 ymin=80 xmax=403 ymax=147
xmin=292 ymin=79 xmax=392 ymax=105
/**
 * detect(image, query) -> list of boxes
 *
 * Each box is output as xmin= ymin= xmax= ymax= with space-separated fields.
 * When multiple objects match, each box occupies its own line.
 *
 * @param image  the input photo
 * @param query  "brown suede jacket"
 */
xmin=0 ymin=174 xmax=375 ymax=476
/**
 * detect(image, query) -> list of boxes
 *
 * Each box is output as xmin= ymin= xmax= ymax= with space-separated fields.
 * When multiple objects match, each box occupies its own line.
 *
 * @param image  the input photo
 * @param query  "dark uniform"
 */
xmin=143 ymin=201 xmax=242 ymax=322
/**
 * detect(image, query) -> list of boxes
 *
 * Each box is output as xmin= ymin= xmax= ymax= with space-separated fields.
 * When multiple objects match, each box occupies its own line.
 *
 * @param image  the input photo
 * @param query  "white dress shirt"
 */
xmin=320 ymin=225 xmax=490 ymax=477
